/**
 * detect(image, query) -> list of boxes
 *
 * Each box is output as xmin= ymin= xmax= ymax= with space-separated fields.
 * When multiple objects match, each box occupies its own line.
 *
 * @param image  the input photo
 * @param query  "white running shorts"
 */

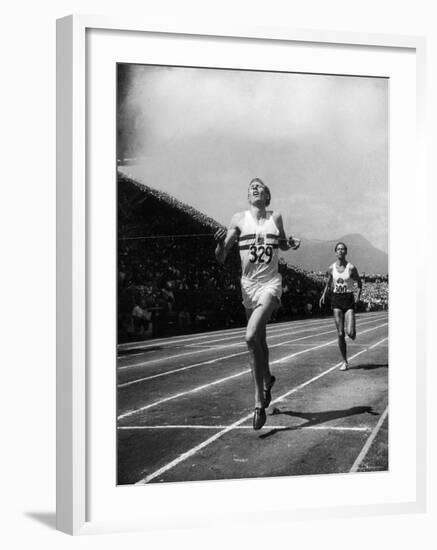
xmin=241 ymin=274 xmax=282 ymax=310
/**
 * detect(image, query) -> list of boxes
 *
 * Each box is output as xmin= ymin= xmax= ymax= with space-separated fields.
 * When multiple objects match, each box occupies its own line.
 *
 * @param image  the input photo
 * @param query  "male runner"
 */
xmin=214 ymin=178 xmax=300 ymax=430
xmin=319 ymin=242 xmax=362 ymax=370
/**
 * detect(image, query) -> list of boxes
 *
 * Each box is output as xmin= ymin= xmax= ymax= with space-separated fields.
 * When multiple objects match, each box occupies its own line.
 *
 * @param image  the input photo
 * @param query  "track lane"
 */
xmin=125 ymin=334 xmax=388 ymax=484
xmin=116 ymin=312 xmax=387 ymax=369
xmin=118 ymin=311 xmax=385 ymax=353
xmin=116 ymin=317 xmax=339 ymax=369
xmin=117 ymin=316 xmax=388 ymax=484
xmin=117 ymin=313 xmax=388 ymax=387
xmin=117 ymin=317 xmax=387 ymax=416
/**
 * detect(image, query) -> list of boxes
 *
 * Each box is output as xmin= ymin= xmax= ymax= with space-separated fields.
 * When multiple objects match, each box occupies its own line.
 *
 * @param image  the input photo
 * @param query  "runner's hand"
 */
xmin=289 ymin=237 xmax=301 ymax=250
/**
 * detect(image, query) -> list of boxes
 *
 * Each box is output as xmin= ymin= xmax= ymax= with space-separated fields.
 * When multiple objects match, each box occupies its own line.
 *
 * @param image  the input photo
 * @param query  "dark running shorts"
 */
xmin=331 ymin=292 xmax=355 ymax=312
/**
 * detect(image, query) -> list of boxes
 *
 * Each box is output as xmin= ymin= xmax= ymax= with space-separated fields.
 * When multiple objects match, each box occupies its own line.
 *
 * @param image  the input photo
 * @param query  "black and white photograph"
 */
xmin=116 ymin=63 xmax=389 ymax=485
xmin=2 ymin=0 xmax=434 ymax=542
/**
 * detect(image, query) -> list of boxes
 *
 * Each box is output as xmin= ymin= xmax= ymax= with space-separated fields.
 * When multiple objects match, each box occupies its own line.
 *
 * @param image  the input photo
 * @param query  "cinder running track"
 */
xmin=117 ymin=311 xmax=388 ymax=485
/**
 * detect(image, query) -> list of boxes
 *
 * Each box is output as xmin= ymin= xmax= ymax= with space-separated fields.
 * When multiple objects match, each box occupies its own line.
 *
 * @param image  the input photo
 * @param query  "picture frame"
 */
xmin=56 ymin=14 xmax=427 ymax=535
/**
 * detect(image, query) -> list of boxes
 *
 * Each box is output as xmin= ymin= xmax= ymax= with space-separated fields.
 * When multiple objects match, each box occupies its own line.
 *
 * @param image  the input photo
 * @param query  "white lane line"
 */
xmin=117 ymin=319 xmax=387 ymax=388
xmin=117 ymin=317 xmax=330 ymax=354
xmin=118 ymin=425 xmax=371 ymax=432
xmin=349 ymin=405 xmax=389 ymax=473
xmin=118 ymin=322 xmax=387 ymax=416
xmin=183 ymin=321 xmax=335 ymax=348
xmin=368 ymin=337 xmax=388 ymax=349
xmin=119 ymin=352 xmax=247 ymax=388
xmin=134 ymin=336 xmax=388 ymax=484
xmin=118 ymin=324 xmax=349 ymax=380
xmin=269 ymin=341 xmax=387 ymax=407
xmin=116 ymin=318 xmax=348 ymax=371
xmin=118 ymin=313 xmax=388 ymax=361
xmin=190 ymin=341 xmax=388 ymax=350
xmin=119 ymin=369 xmax=248 ymax=419
xmin=118 ymin=315 xmax=387 ymax=384
xmin=118 ymin=326 xmax=340 ymax=386
xmin=118 ymin=311 xmax=386 ymax=352
xmin=118 ymin=327 xmax=246 ymax=351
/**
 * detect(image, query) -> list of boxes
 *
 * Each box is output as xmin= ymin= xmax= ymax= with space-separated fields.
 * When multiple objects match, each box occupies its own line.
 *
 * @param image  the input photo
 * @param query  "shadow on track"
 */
xmin=348 ymin=363 xmax=388 ymax=370
xmin=259 ymin=405 xmax=379 ymax=440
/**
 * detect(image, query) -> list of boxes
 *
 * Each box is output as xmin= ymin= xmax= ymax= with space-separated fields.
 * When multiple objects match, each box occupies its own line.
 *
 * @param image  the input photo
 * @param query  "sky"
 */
xmin=117 ymin=64 xmax=388 ymax=252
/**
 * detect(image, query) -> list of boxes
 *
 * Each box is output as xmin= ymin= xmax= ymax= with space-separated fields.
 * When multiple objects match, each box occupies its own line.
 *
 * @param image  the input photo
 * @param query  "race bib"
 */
xmin=334 ymin=279 xmax=348 ymax=294
xmin=334 ymin=283 xmax=347 ymax=294
xmin=249 ymin=244 xmax=273 ymax=264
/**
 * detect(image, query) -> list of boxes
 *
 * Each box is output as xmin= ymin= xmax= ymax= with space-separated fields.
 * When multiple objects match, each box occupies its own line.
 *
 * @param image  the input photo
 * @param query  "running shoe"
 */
xmin=253 ymin=407 xmax=266 ymax=430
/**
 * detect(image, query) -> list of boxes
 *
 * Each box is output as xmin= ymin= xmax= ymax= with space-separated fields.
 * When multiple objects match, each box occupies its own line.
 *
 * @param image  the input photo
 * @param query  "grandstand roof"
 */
xmin=118 ymin=171 xmax=221 ymax=232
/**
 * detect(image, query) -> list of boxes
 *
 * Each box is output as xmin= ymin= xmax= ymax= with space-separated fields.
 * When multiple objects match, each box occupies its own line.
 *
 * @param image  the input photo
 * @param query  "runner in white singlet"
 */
xmin=214 ymin=178 xmax=301 ymax=430
xmin=319 ymin=242 xmax=362 ymax=371
xmin=238 ymin=209 xmax=282 ymax=309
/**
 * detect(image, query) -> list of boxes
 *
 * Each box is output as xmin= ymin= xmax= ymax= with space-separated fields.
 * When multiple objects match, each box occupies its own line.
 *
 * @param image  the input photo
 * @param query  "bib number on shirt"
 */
xmin=334 ymin=282 xmax=348 ymax=294
xmin=249 ymin=244 xmax=273 ymax=264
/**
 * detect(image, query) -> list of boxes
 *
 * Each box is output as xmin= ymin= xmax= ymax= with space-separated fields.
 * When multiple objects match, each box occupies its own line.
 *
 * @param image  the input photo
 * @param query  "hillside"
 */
xmin=282 ymin=233 xmax=388 ymax=275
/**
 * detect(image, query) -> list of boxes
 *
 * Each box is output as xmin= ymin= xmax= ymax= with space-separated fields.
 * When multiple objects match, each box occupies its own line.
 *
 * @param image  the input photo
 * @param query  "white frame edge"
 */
xmin=415 ymin=33 xmax=427 ymax=516
xmin=57 ymin=15 xmax=87 ymax=535
xmin=56 ymin=14 xmax=427 ymax=535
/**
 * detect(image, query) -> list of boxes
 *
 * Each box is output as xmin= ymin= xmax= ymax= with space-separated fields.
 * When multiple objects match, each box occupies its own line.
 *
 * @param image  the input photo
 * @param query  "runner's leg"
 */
xmin=259 ymin=318 xmax=275 ymax=389
xmin=333 ymin=308 xmax=347 ymax=364
xmin=245 ymin=294 xmax=277 ymax=408
xmin=345 ymin=308 xmax=356 ymax=340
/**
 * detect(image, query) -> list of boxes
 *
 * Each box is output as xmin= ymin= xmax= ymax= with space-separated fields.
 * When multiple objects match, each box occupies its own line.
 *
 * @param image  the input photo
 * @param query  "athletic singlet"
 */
xmin=331 ymin=262 xmax=355 ymax=294
xmin=238 ymin=210 xmax=280 ymax=282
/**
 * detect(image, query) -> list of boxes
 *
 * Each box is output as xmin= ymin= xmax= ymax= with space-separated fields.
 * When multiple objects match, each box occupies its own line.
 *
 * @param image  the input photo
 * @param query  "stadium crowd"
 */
xmin=118 ymin=236 xmax=245 ymax=340
xmin=359 ymin=275 xmax=389 ymax=311
xmin=117 ymin=173 xmax=388 ymax=342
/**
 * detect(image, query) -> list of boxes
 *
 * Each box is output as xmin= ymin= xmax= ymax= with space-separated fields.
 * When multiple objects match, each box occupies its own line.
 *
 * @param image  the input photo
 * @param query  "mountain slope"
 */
xmin=281 ymin=233 xmax=388 ymax=275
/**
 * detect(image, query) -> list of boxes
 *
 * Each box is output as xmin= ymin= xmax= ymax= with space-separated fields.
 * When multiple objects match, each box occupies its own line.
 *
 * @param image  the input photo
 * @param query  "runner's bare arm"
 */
xmin=350 ymin=264 xmax=362 ymax=302
xmin=319 ymin=267 xmax=333 ymax=307
xmin=214 ymin=212 xmax=242 ymax=264
xmin=272 ymin=212 xmax=301 ymax=251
